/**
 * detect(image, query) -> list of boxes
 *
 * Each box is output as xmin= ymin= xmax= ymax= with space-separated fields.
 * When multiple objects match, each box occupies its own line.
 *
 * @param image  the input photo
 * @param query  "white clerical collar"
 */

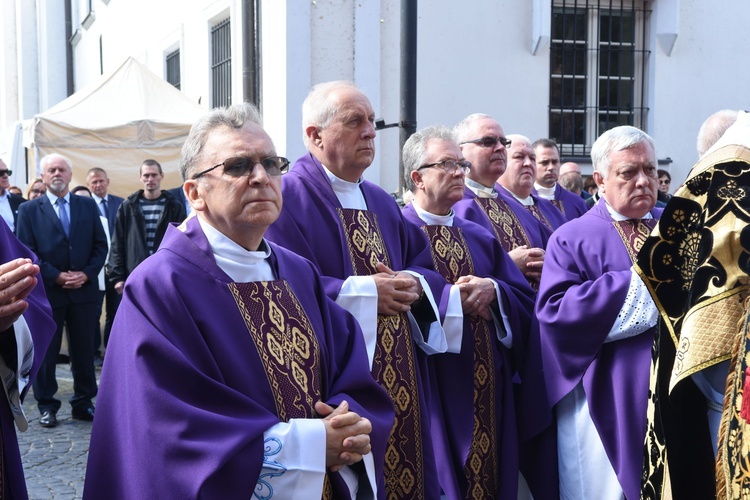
xmin=197 ymin=216 xmax=275 ymax=282
xmin=534 ymin=183 xmax=556 ymax=201
xmin=45 ymin=190 xmax=70 ymax=204
xmin=321 ymin=164 xmax=367 ymax=210
xmin=604 ymin=201 xmax=653 ymax=221
xmin=501 ymin=185 xmax=534 ymax=206
xmin=465 ymin=178 xmax=497 ymax=198
xmin=412 ymin=201 xmax=454 ymax=226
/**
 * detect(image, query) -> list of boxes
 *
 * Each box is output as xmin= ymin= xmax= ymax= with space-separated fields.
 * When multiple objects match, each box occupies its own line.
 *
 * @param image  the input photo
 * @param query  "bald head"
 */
xmin=559 ymin=162 xmax=581 ymax=176
xmin=697 ymin=109 xmax=738 ymax=158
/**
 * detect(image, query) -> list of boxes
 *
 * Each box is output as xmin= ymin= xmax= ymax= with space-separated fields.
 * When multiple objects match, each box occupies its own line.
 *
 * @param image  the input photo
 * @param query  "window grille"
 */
xmin=166 ymin=49 xmax=181 ymax=90
xmin=211 ymin=18 xmax=232 ymax=108
xmin=549 ymin=0 xmax=650 ymax=156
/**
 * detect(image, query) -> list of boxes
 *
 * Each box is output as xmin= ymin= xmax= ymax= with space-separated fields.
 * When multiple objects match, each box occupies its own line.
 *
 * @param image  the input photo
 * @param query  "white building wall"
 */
xmin=4 ymin=0 xmax=750 ymax=192
xmin=649 ymin=0 xmax=750 ymax=185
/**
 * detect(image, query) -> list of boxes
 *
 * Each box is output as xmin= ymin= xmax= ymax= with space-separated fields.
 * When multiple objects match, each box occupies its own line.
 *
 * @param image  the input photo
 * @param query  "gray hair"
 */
xmin=301 ymin=80 xmax=360 ymax=148
xmin=402 ymin=125 xmax=458 ymax=191
xmin=453 ymin=113 xmax=493 ymax=143
xmin=696 ymin=109 xmax=738 ymax=158
xmin=559 ymin=171 xmax=583 ymax=193
xmin=40 ymin=153 xmax=73 ymax=173
xmin=179 ymin=102 xmax=262 ymax=180
xmin=590 ymin=126 xmax=656 ymax=178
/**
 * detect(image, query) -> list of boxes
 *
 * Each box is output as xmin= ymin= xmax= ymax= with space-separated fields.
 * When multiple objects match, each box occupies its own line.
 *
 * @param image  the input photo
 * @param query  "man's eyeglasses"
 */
xmin=460 ymin=136 xmax=512 ymax=149
xmin=417 ymin=159 xmax=471 ymax=175
xmin=192 ymin=156 xmax=290 ymax=179
xmin=0 ymin=170 xmax=12 ymax=177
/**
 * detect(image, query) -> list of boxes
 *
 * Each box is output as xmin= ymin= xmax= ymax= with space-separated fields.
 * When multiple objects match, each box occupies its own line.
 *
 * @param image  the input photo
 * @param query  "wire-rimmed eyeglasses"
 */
xmin=417 ymin=159 xmax=471 ymax=175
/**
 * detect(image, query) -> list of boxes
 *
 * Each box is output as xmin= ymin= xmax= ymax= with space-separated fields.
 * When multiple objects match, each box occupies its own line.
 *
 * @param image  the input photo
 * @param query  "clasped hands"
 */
xmin=508 ymin=245 xmax=545 ymax=284
xmin=372 ymin=262 xmax=422 ymax=315
xmin=55 ymin=270 xmax=89 ymax=289
xmin=0 ymin=258 xmax=39 ymax=332
xmin=316 ymin=400 xmax=372 ymax=472
xmin=457 ymin=275 xmax=496 ymax=321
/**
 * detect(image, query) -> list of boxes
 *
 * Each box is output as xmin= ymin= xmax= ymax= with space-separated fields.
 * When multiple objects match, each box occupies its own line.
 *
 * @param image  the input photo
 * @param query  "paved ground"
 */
xmin=18 ymin=364 xmax=96 ymax=500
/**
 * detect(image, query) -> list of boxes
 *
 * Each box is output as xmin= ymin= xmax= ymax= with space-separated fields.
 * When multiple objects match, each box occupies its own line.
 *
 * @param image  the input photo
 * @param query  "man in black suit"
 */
xmin=86 ymin=167 xmax=124 ymax=358
xmin=16 ymin=153 xmax=108 ymax=427
xmin=166 ymin=184 xmax=191 ymax=217
xmin=0 ymin=159 xmax=26 ymax=232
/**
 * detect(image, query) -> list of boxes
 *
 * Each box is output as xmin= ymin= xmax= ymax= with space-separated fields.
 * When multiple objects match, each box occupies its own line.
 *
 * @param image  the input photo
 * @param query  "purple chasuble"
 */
xmin=84 ymin=216 xmax=395 ymax=499
xmin=535 ymin=199 xmax=662 ymax=500
xmin=0 ymin=220 xmax=55 ymax=500
xmin=453 ymin=186 xmax=553 ymax=252
xmin=402 ymin=205 xmax=556 ymax=499
xmin=265 ymin=153 xmax=443 ymax=499
xmin=515 ymin=192 xmax=568 ymax=232
xmin=533 ymin=184 xmax=590 ymax=222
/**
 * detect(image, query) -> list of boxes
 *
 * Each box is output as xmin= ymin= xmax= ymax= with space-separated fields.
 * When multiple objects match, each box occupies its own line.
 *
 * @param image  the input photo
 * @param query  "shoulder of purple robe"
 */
xmin=535 ymin=207 xmax=635 ymax=406
xmin=0 ymin=220 xmax=55 ymax=399
xmin=555 ymin=184 xmax=590 ymax=220
xmin=496 ymin=187 xmax=554 ymax=248
xmin=534 ymin=195 xmax=569 ymax=230
xmin=266 ymin=157 xmax=348 ymax=300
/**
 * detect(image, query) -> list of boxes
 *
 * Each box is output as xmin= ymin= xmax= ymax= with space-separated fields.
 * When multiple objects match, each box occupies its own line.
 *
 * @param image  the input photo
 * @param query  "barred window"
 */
xmin=211 ymin=18 xmax=231 ymax=108
xmin=549 ymin=0 xmax=650 ymax=156
xmin=166 ymin=49 xmax=181 ymax=90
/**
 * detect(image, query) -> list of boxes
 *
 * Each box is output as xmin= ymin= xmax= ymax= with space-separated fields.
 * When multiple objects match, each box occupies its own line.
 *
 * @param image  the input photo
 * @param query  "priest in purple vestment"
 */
xmin=265 ymin=81 xmax=446 ymax=499
xmin=452 ymin=114 xmax=550 ymax=288
xmin=532 ymin=138 xmax=589 ymax=221
xmin=500 ymin=135 xmax=568 ymax=233
xmin=84 ymin=102 xmax=394 ymax=499
xmin=536 ymin=125 xmax=663 ymax=500
xmin=400 ymin=125 xmax=554 ymax=499
xmin=0 ymin=219 xmax=55 ymax=499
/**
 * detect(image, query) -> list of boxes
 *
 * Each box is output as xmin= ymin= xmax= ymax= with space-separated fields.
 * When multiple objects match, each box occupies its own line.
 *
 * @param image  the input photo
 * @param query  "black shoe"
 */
xmin=71 ymin=406 xmax=95 ymax=422
xmin=39 ymin=411 xmax=58 ymax=428
xmin=93 ymin=355 xmax=104 ymax=369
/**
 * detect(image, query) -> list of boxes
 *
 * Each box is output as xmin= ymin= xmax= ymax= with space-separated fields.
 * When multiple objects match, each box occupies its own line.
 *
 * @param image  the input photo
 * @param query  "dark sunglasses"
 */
xmin=459 ymin=136 xmax=512 ymax=149
xmin=192 ymin=156 xmax=290 ymax=179
xmin=0 ymin=170 xmax=12 ymax=176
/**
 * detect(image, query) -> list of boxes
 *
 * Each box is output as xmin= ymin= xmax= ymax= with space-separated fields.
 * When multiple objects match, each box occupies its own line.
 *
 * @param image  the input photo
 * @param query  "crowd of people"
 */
xmin=0 ymin=81 xmax=747 ymax=499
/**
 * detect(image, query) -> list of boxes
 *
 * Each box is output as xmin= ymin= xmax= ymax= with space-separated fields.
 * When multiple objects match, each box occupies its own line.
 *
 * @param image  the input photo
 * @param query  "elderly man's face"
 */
xmin=413 ymin=139 xmax=466 ymax=215
xmin=189 ymin=123 xmax=282 ymax=250
xmin=314 ymin=88 xmax=376 ymax=181
xmin=502 ymin=139 xmax=537 ymax=195
xmin=43 ymin=157 xmax=72 ymax=195
xmin=534 ymin=146 xmax=560 ymax=188
xmin=460 ymin=118 xmax=507 ymax=185
xmin=598 ymin=141 xmax=658 ymax=219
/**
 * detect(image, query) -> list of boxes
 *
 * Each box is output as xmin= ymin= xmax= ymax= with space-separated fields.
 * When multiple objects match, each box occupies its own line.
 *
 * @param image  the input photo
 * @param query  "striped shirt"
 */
xmin=139 ymin=196 xmax=167 ymax=254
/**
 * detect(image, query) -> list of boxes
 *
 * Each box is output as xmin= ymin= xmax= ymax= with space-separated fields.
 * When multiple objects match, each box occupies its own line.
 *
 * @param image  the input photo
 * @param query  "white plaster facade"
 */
xmin=1 ymin=0 xmax=749 ymax=193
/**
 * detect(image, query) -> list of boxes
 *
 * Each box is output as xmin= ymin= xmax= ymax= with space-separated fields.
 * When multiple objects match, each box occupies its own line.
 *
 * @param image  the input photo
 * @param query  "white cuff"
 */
xmin=606 ymin=269 xmax=658 ymax=343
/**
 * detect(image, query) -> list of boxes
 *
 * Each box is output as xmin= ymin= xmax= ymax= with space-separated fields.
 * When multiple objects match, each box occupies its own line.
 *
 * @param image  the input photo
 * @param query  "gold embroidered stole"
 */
xmin=421 ymin=225 xmax=499 ymax=498
xmin=525 ymin=204 xmax=553 ymax=231
xmin=612 ymin=219 xmax=658 ymax=263
xmin=474 ymin=198 xmax=531 ymax=252
xmin=229 ymin=280 xmax=333 ymax=499
xmin=551 ymin=199 xmax=566 ymax=217
xmin=337 ymin=208 xmax=424 ymax=499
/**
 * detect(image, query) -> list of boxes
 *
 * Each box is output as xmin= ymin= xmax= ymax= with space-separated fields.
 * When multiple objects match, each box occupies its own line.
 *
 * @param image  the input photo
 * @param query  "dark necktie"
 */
xmin=100 ymin=198 xmax=108 ymax=218
xmin=56 ymin=197 xmax=70 ymax=236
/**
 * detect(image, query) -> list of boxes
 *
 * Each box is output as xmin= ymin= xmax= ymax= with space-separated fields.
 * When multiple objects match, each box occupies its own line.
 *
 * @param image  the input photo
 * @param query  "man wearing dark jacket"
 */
xmin=107 ymin=159 xmax=185 ymax=294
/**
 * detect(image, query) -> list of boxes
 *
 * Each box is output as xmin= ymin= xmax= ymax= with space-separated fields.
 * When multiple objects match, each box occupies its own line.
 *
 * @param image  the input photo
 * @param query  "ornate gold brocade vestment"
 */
xmin=636 ymin=145 xmax=750 ymax=499
xmin=336 ymin=208 xmax=425 ymax=499
xmin=421 ymin=224 xmax=499 ymax=498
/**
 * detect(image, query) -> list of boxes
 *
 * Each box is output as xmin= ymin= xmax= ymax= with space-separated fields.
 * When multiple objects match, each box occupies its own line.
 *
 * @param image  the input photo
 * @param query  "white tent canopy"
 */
xmin=24 ymin=57 xmax=206 ymax=196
